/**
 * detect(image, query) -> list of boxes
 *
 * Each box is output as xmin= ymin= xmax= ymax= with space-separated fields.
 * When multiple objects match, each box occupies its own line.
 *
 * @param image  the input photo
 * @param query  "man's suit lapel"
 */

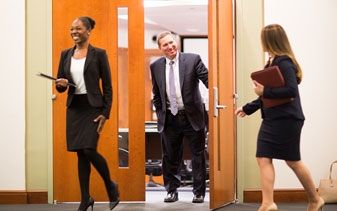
xmin=84 ymin=44 xmax=95 ymax=74
xmin=178 ymin=53 xmax=185 ymax=90
xmin=159 ymin=58 xmax=166 ymax=96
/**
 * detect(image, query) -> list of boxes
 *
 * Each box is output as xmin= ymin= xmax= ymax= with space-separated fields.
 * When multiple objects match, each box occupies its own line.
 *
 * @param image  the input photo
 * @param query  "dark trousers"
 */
xmin=161 ymin=111 xmax=206 ymax=196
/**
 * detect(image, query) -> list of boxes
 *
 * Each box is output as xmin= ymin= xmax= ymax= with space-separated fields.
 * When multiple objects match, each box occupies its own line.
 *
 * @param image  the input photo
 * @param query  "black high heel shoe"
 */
xmin=77 ymin=196 xmax=94 ymax=211
xmin=109 ymin=182 xmax=120 ymax=210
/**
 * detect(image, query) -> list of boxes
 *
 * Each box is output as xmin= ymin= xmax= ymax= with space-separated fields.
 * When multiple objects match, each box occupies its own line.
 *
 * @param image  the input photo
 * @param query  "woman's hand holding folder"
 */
xmin=55 ymin=78 xmax=69 ymax=88
xmin=253 ymin=80 xmax=264 ymax=96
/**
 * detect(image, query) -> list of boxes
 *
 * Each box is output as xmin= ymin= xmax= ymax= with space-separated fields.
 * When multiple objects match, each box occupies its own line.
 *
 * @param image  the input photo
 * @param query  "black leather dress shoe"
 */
xmin=192 ymin=194 xmax=204 ymax=203
xmin=164 ymin=191 xmax=178 ymax=202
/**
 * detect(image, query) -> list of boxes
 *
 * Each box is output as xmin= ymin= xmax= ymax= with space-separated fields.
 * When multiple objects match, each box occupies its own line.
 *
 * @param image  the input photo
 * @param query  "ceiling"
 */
xmin=119 ymin=0 xmax=208 ymax=36
xmin=144 ymin=0 xmax=208 ymax=35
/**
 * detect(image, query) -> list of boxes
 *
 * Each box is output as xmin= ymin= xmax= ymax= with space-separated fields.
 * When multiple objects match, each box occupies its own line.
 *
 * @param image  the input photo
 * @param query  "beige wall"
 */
xmin=235 ymin=0 xmax=264 ymax=201
xmin=26 ymin=0 xmax=53 ymax=202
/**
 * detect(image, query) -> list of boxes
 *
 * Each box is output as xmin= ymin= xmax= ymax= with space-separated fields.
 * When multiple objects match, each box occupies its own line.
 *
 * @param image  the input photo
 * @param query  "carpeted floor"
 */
xmin=0 ymin=191 xmax=335 ymax=211
xmin=218 ymin=203 xmax=335 ymax=211
xmin=0 ymin=202 xmax=335 ymax=211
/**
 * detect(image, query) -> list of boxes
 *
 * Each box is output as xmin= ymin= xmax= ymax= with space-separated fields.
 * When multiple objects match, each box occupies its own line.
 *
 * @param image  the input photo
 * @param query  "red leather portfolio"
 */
xmin=251 ymin=66 xmax=293 ymax=108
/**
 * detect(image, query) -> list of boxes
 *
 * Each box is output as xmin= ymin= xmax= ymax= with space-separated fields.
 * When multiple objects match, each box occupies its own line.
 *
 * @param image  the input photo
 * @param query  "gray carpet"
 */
xmin=0 ymin=190 xmax=335 ymax=211
xmin=218 ymin=203 xmax=335 ymax=211
xmin=0 ymin=203 xmax=336 ymax=211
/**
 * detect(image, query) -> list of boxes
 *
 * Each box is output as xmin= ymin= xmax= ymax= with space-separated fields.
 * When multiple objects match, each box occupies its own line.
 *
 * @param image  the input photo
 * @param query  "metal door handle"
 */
xmin=213 ymin=87 xmax=227 ymax=117
xmin=216 ymin=105 xmax=227 ymax=109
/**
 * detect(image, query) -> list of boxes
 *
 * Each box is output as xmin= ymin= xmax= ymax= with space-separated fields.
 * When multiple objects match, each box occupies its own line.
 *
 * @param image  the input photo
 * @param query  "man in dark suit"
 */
xmin=150 ymin=31 xmax=208 ymax=203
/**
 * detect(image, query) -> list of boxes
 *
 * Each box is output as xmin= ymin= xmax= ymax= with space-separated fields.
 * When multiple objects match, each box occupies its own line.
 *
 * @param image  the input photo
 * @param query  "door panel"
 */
xmin=52 ymin=0 xmax=145 ymax=202
xmin=208 ymin=0 xmax=236 ymax=209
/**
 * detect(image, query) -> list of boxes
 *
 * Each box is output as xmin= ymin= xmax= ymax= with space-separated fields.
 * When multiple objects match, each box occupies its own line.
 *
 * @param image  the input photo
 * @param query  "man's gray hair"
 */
xmin=156 ymin=31 xmax=176 ymax=47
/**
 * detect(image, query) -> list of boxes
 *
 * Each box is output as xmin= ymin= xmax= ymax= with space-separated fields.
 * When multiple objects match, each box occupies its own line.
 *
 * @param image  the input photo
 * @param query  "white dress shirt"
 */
xmin=165 ymin=53 xmax=184 ymax=110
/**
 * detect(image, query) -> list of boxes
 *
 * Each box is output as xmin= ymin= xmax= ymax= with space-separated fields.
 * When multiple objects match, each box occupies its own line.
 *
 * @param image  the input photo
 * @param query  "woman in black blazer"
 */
xmin=235 ymin=24 xmax=324 ymax=211
xmin=56 ymin=16 xmax=119 ymax=211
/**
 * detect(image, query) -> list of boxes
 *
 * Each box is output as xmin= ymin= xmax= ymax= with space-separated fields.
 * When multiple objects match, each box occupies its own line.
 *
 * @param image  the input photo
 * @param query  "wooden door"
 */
xmin=208 ymin=0 xmax=236 ymax=209
xmin=52 ymin=0 xmax=145 ymax=202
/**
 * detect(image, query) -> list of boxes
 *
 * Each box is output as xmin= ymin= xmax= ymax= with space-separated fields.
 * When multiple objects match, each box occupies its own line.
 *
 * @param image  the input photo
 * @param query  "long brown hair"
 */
xmin=261 ymin=24 xmax=302 ymax=84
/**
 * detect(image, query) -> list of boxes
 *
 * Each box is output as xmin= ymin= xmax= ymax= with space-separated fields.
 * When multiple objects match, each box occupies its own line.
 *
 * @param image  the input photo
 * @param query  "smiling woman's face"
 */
xmin=70 ymin=19 xmax=90 ymax=44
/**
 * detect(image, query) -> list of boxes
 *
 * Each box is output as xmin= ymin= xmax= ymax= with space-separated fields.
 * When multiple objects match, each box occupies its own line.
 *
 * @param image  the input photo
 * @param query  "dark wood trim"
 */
xmin=244 ymin=189 xmax=308 ymax=203
xmin=0 ymin=191 xmax=27 ymax=204
xmin=27 ymin=191 xmax=48 ymax=204
xmin=0 ymin=191 xmax=47 ymax=204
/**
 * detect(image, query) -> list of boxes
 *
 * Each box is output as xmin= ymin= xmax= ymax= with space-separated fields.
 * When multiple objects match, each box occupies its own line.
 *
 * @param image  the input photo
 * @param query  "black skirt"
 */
xmin=66 ymin=94 xmax=102 ymax=151
xmin=256 ymin=119 xmax=304 ymax=161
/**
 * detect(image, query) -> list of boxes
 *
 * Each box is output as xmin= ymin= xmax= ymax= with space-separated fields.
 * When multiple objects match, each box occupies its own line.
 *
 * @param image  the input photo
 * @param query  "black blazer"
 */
xmin=243 ymin=55 xmax=305 ymax=121
xmin=56 ymin=44 xmax=113 ymax=118
xmin=150 ymin=52 xmax=208 ymax=132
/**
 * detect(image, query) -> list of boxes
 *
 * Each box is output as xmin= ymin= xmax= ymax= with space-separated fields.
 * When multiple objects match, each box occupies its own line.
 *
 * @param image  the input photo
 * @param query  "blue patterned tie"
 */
xmin=169 ymin=60 xmax=178 ymax=115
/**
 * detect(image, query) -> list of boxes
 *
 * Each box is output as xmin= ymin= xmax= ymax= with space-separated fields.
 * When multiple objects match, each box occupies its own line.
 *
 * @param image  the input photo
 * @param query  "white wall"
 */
xmin=118 ymin=27 xmax=164 ymax=49
xmin=182 ymin=38 xmax=208 ymax=67
xmin=0 ymin=0 xmax=26 ymax=190
xmin=264 ymin=0 xmax=337 ymax=188
xmin=182 ymin=38 xmax=209 ymax=109
xmin=145 ymin=29 xmax=165 ymax=49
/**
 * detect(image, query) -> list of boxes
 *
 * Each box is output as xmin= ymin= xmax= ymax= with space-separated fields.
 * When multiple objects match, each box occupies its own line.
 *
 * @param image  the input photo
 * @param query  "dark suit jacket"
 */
xmin=150 ymin=52 xmax=208 ymax=133
xmin=243 ymin=55 xmax=305 ymax=121
xmin=56 ymin=44 xmax=113 ymax=119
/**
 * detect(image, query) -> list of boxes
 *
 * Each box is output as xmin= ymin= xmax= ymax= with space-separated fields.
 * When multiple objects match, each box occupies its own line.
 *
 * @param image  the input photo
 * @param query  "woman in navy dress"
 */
xmin=235 ymin=24 xmax=324 ymax=211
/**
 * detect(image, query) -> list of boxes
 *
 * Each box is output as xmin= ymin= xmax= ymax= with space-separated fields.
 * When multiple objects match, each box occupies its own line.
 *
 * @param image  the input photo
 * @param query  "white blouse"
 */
xmin=70 ymin=57 xmax=87 ymax=94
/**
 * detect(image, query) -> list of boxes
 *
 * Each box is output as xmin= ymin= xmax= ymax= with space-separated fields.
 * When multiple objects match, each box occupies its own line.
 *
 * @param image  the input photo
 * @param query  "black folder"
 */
xmin=36 ymin=72 xmax=76 ymax=87
xmin=251 ymin=66 xmax=293 ymax=108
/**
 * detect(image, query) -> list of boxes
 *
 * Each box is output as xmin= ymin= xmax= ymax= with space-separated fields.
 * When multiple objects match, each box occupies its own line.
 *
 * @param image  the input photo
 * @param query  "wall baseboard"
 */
xmin=244 ymin=189 xmax=308 ymax=203
xmin=0 ymin=191 xmax=47 ymax=204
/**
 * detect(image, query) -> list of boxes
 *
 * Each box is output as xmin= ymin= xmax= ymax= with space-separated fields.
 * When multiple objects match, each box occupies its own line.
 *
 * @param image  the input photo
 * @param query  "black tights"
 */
xmin=77 ymin=149 xmax=112 ymax=201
